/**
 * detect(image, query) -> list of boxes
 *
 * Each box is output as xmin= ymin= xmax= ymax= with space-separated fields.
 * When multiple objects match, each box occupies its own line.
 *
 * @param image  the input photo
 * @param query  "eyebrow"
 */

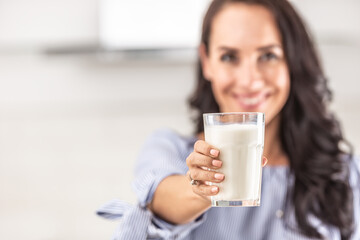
xmin=218 ymin=46 xmax=238 ymax=52
xmin=257 ymin=44 xmax=282 ymax=51
xmin=217 ymin=44 xmax=282 ymax=52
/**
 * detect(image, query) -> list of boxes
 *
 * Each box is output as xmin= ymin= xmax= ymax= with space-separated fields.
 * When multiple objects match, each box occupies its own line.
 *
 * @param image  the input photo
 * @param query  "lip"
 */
xmin=232 ymin=92 xmax=270 ymax=110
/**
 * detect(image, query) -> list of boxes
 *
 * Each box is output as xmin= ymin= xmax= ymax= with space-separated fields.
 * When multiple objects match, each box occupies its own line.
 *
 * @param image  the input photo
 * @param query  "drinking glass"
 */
xmin=203 ymin=112 xmax=265 ymax=207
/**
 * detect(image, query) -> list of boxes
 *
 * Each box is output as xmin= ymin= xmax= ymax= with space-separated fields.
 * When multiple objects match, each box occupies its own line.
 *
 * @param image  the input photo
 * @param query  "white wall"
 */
xmin=0 ymin=0 xmax=98 ymax=48
xmin=0 ymin=53 xmax=195 ymax=239
xmin=0 ymin=1 xmax=359 ymax=240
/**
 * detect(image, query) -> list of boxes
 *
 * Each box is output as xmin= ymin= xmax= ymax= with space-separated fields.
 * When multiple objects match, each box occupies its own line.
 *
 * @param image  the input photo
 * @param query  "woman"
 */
xmin=97 ymin=0 xmax=359 ymax=239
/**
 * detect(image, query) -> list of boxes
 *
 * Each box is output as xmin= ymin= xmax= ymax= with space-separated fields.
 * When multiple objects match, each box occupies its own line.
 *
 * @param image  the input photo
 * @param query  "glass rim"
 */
xmin=203 ymin=112 xmax=264 ymax=117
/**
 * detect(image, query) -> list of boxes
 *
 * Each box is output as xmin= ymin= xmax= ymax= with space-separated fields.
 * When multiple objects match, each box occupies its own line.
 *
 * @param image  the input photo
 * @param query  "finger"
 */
xmin=191 ymin=169 xmax=225 ymax=183
xmin=186 ymin=170 xmax=191 ymax=181
xmin=186 ymin=152 xmax=222 ymax=169
xmin=192 ymin=183 xmax=219 ymax=196
xmin=194 ymin=140 xmax=219 ymax=158
xmin=262 ymin=156 xmax=268 ymax=167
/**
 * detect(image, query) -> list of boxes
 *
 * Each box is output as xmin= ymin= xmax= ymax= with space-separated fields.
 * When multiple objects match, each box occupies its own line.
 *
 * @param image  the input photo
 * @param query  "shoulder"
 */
xmin=144 ymin=128 xmax=196 ymax=151
xmin=349 ymin=155 xmax=360 ymax=189
xmin=147 ymin=128 xmax=183 ymax=141
xmin=137 ymin=128 xmax=196 ymax=164
xmin=349 ymin=156 xmax=360 ymax=239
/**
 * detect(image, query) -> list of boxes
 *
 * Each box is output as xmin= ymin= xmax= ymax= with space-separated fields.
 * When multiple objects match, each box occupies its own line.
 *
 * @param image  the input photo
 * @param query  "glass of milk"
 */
xmin=203 ymin=112 xmax=265 ymax=207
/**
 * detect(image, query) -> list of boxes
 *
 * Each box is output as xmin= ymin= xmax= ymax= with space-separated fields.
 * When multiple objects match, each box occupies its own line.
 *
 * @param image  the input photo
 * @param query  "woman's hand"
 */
xmin=186 ymin=140 xmax=269 ymax=199
xmin=186 ymin=140 xmax=224 ymax=198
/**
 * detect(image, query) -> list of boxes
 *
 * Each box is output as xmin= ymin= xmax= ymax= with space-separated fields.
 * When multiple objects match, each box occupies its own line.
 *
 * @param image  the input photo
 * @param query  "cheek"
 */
xmin=209 ymin=69 xmax=235 ymax=110
xmin=264 ymin=64 xmax=290 ymax=97
xmin=264 ymin=67 xmax=290 ymax=124
xmin=275 ymin=68 xmax=291 ymax=99
xmin=210 ymin=66 xmax=235 ymax=91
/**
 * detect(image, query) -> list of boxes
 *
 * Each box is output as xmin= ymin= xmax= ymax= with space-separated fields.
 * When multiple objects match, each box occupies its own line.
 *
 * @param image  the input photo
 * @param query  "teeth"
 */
xmin=243 ymin=97 xmax=261 ymax=105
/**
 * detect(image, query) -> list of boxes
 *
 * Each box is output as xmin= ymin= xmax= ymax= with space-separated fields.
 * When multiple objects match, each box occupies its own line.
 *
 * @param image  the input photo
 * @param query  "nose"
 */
xmin=234 ymin=59 xmax=263 ymax=90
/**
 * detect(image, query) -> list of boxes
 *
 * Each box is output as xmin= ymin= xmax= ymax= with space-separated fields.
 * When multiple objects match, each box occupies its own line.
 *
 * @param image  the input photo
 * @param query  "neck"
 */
xmin=263 ymin=115 xmax=289 ymax=166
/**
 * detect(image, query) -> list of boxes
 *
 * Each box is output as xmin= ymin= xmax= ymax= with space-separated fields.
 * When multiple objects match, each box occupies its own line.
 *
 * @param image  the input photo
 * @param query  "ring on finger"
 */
xmin=190 ymin=179 xmax=199 ymax=185
xmin=187 ymin=171 xmax=199 ymax=186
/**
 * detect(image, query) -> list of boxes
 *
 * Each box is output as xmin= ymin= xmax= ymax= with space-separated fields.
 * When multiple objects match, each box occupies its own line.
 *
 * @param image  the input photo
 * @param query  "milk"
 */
xmin=204 ymin=124 xmax=264 ymax=203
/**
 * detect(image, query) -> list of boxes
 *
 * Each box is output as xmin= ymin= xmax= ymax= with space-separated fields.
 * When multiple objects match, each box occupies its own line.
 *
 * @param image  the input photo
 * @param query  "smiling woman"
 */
xmin=97 ymin=0 xmax=360 ymax=239
xmin=199 ymin=3 xmax=290 ymax=125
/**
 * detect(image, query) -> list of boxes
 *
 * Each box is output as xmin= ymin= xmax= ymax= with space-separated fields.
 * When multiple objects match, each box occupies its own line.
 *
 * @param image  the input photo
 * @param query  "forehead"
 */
xmin=210 ymin=3 xmax=282 ymax=49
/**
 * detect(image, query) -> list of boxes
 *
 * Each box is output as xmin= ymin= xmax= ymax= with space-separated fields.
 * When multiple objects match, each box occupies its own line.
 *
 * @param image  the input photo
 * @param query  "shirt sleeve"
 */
xmin=132 ymin=128 xmax=192 ymax=207
xmin=129 ymin=129 xmax=207 ymax=239
xmin=97 ymin=200 xmax=207 ymax=240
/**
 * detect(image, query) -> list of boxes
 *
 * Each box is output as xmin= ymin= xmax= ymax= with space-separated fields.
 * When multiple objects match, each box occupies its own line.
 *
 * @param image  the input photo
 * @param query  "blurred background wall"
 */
xmin=0 ymin=0 xmax=359 ymax=239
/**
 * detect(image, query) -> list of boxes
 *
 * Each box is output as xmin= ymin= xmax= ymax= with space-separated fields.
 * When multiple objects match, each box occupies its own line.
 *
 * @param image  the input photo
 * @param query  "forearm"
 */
xmin=148 ymin=175 xmax=211 ymax=225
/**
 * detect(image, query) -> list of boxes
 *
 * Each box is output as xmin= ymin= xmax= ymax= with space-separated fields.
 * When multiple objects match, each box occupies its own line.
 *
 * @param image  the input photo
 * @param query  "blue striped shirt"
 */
xmin=97 ymin=128 xmax=360 ymax=240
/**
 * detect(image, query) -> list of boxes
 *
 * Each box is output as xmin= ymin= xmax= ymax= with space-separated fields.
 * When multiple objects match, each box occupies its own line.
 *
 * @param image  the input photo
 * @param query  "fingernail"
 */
xmin=211 ymin=186 xmax=218 ymax=193
xmin=212 ymin=160 xmax=222 ymax=167
xmin=262 ymin=156 xmax=268 ymax=166
xmin=214 ymin=173 xmax=224 ymax=180
xmin=210 ymin=149 xmax=219 ymax=157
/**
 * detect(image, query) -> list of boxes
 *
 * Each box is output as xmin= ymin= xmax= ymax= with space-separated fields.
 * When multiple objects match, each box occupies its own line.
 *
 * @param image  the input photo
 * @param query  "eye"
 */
xmin=259 ymin=52 xmax=279 ymax=62
xmin=220 ymin=53 xmax=238 ymax=63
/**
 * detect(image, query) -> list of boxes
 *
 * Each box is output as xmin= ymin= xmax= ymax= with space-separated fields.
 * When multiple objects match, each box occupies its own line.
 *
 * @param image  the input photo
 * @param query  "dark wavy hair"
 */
xmin=189 ymin=0 xmax=354 ymax=239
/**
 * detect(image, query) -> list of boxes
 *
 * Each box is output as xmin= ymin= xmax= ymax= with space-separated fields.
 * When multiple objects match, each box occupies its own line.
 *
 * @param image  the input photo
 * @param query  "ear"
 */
xmin=199 ymin=44 xmax=212 ymax=81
